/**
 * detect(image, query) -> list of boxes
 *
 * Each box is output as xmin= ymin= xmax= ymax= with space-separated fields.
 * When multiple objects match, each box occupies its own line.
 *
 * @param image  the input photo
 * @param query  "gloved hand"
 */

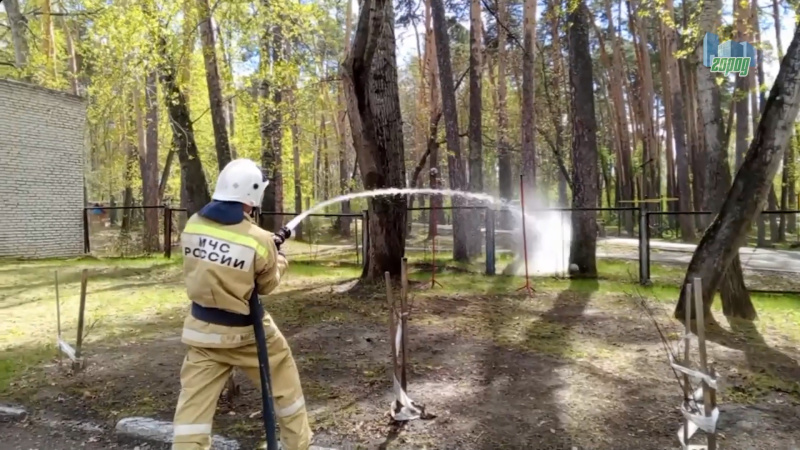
xmin=272 ymin=226 xmax=292 ymax=252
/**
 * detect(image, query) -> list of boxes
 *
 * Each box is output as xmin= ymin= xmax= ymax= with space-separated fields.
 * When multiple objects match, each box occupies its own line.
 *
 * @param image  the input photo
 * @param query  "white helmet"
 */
xmin=211 ymin=158 xmax=269 ymax=207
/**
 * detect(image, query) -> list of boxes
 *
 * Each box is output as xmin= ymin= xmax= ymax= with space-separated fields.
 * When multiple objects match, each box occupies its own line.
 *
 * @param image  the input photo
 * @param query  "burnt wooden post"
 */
xmin=73 ymin=269 xmax=88 ymax=371
xmin=361 ymin=210 xmax=369 ymax=273
xmin=681 ymin=284 xmax=692 ymax=445
xmin=638 ymin=202 xmax=651 ymax=285
xmin=400 ymin=258 xmax=409 ymax=389
xmin=485 ymin=208 xmax=496 ymax=275
xmin=83 ymin=208 xmax=91 ymax=254
xmin=164 ymin=206 xmax=172 ymax=258
xmin=354 ymin=218 xmax=360 ymax=265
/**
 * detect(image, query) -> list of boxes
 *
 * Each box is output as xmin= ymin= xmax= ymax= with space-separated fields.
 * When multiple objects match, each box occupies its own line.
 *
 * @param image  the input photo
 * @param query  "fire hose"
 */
xmin=250 ymin=226 xmax=292 ymax=450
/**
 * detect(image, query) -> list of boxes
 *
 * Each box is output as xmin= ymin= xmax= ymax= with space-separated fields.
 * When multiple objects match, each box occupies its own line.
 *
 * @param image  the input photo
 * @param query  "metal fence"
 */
xmin=400 ymin=205 xmax=641 ymax=279
xmin=258 ymin=211 xmax=364 ymax=265
xmin=638 ymin=209 xmax=800 ymax=287
xmin=80 ymin=202 xmax=800 ymax=292
xmin=83 ymin=205 xmax=167 ymax=258
xmin=79 ymin=203 xmax=645 ymax=280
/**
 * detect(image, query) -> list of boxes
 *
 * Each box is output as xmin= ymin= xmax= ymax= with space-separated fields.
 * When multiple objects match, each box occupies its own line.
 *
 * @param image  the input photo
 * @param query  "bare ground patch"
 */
xmin=3 ymin=277 xmax=799 ymax=450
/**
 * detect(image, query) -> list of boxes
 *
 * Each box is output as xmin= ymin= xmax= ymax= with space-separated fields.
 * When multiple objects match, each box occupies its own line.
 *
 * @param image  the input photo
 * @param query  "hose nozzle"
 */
xmin=273 ymin=226 xmax=292 ymax=250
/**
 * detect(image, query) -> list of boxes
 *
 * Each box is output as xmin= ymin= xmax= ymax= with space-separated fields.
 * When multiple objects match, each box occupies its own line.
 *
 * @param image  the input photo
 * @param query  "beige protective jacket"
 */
xmin=179 ymin=213 xmax=287 ymax=349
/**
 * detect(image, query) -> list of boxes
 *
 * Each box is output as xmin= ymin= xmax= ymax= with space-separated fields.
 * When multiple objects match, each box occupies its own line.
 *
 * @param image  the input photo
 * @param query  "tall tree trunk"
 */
xmin=260 ymin=24 xmax=285 ymax=231
xmin=662 ymin=74 xmax=677 ymax=215
xmin=431 ymin=0 xmax=470 ymax=262
xmin=59 ymin=12 xmax=79 ymax=95
xmin=466 ymin=0 xmax=483 ymax=257
xmin=197 ymin=0 xmax=232 ymax=171
xmin=407 ymin=12 xmax=429 ymax=233
xmin=768 ymin=185 xmax=780 ymax=241
xmin=681 ymin=59 xmax=704 ymax=226
xmin=121 ymin=148 xmax=136 ymax=232
xmin=521 ymin=0 xmax=537 ymax=195
xmin=179 ymin=0 xmax=195 ymax=107
xmin=628 ymin=0 xmax=658 ymax=200
xmin=159 ymin=37 xmax=211 ymax=217
xmin=424 ymin=0 xmax=442 ymax=239
xmin=322 ymin=119 xmax=330 ymax=200
xmin=678 ymin=23 xmax=800 ymax=321
xmin=288 ymin=88 xmax=303 ymax=241
xmin=754 ymin=0 xmax=770 ymax=246
xmin=5 ymin=0 xmax=29 ymax=72
xmin=679 ymin=0 xmax=754 ymax=320
xmin=568 ymin=2 xmax=599 ymax=277
xmin=679 ymin=0 xmax=705 ymax=230
xmin=547 ymin=2 xmax=569 ymax=208
xmin=342 ymin=0 xmax=408 ymax=280
xmin=788 ymin=143 xmax=798 ymax=234
xmin=336 ymin=0 xmax=355 ymax=236
xmin=137 ymin=72 xmax=160 ymax=252
xmin=217 ymin=22 xmax=238 ymax=160
xmin=41 ymin=0 xmax=57 ymax=79
xmin=598 ymin=0 xmax=633 ymax=232
xmin=496 ymin=0 xmax=513 ymax=228
xmin=772 ymin=0 xmax=793 ymax=239
xmin=159 ymin=150 xmax=176 ymax=202
xmin=174 ymin=0 xmax=192 ymax=227
xmin=734 ymin=0 xmax=749 ymax=171
xmin=133 ymin=91 xmax=147 ymax=233
xmin=662 ymin=0 xmax=695 ymax=240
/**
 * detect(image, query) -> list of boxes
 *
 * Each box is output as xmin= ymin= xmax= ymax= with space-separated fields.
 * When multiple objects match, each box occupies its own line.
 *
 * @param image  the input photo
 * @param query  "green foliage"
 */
xmin=0 ymin=0 xmax=795 ymax=217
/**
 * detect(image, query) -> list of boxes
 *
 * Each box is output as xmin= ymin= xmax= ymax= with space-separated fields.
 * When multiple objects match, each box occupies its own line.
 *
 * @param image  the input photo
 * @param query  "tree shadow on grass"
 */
xmin=0 ymin=262 xmax=175 ymax=295
xmin=704 ymin=318 xmax=800 ymax=393
xmin=454 ymin=277 xmax=600 ymax=449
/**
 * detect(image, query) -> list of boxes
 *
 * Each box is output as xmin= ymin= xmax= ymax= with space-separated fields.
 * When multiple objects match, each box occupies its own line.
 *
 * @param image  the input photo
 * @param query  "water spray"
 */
xmin=283 ymin=188 xmax=506 ymax=232
xmin=516 ymin=175 xmax=534 ymax=295
xmin=274 ymin=186 xmax=572 ymax=276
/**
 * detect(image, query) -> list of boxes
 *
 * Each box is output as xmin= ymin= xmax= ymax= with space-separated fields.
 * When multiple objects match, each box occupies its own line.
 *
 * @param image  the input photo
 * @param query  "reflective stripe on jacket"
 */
xmin=180 ymin=213 xmax=287 ymax=348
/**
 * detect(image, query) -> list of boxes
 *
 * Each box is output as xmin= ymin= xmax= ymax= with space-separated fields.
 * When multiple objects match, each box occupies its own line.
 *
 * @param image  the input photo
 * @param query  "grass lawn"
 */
xmin=0 ymin=255 xmax=798 ymax=449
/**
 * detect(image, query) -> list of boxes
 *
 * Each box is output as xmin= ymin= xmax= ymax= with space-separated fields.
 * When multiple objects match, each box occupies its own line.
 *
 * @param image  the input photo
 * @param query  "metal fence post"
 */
xmin=83 ymin=208 xmax=91 ymax=254
xmin=485 ymin=208 xmax=496 ymax=275
xmin=354 ymin=218 xmax=360 ymax=265
xmin=638 ymin=203 xmax=651 ymax=285
xmin=362 ymin=210 xmax=369 ymax=272
xmin=164 ymin=206 xmax=172 ymax=259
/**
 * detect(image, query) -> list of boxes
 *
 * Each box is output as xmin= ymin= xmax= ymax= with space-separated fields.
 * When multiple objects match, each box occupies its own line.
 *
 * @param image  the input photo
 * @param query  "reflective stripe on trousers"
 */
xmin=181 ymin=323 xmax=277 ymax=346
xmin=171 ymin=325 xmax=311 ymax=450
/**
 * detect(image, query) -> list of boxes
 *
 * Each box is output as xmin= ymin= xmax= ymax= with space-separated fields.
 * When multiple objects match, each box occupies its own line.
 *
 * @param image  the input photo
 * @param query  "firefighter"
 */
xmin=171 ymin=158 xmax=311 ymax=450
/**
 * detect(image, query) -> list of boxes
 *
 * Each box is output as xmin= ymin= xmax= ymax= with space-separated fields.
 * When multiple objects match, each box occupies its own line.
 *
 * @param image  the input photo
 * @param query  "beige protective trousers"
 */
xmin=172 ymin=320 xmax=311 ymax=450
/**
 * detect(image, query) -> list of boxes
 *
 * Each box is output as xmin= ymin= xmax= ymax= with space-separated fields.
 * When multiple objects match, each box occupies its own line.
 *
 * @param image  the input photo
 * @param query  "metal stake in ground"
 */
xmin=385 ymin=271 xmax=401 ymax=387
xmin=354 ymin=218 xmax=360 ymax=265
xmin=692 ymin=278 xmax=717 ymax=450
xmin=516 ymin=175 xmax=534 ymax=296
xmin=73 ymin=269 xmax=89 ymax=371
xmin=682 ymin=283 xmax=692 ymax=446
xmin=430 ymin=205 xmax=443 ymax=288
xmin=55 ymin=271 xmax=61 ymax=364
xmin=400 ymin=258 xmax=409 ymax=389
xmin=386 ymin=265 xmax=426 ymax=422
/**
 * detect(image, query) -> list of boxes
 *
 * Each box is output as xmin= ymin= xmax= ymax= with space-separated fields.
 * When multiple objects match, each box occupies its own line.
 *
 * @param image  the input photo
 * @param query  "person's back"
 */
xmin=180 ymin=209 xmax=284 ymax=348
xmin=171 ymin=159 xmax=311 ymax=450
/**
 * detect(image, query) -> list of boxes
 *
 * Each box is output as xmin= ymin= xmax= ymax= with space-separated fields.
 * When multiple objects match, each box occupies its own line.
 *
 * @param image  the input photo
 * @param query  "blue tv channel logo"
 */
xmin=703 ymin=32 xmax=755 ymax=77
